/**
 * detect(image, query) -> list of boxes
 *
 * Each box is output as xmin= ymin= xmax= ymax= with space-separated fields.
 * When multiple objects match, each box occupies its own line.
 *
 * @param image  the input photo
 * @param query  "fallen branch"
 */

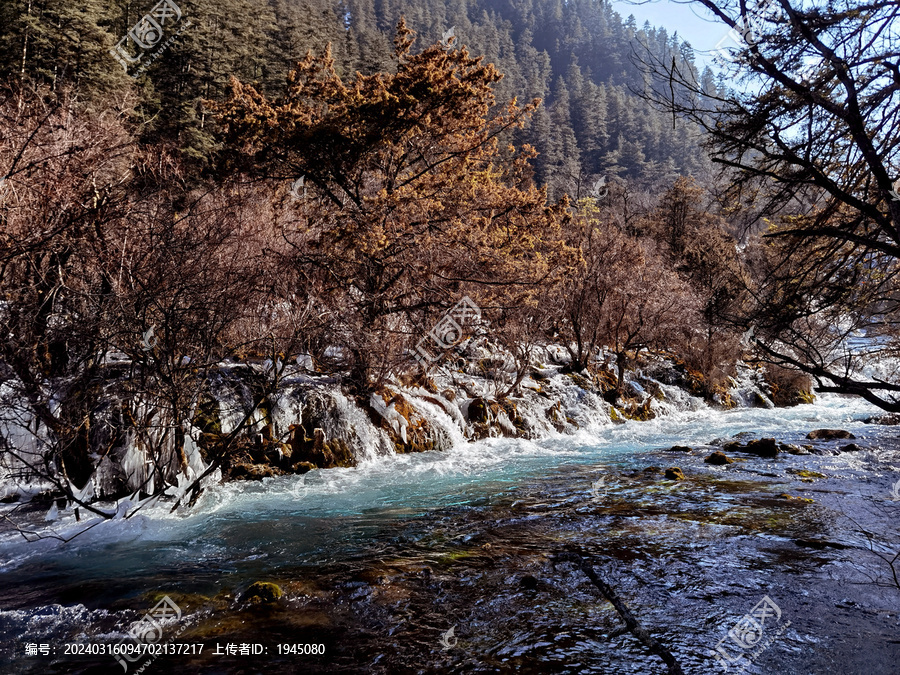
xmin=554 ymin=549 xmax=685 ymax=675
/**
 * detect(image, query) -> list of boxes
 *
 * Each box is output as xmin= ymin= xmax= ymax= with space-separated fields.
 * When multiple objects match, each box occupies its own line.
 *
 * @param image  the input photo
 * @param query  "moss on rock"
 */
xmin=240 ymin=581 xmax=283 ymax=604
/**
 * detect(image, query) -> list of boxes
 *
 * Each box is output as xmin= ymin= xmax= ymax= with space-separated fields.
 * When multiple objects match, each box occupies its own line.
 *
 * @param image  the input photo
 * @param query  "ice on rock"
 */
xmin=44 ymin=501 xmax=58 ymax=521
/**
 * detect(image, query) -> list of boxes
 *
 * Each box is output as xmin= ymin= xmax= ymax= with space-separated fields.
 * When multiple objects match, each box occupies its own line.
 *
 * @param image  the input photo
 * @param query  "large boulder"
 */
xmin=288 ymin=426 xmax=355 ymax=470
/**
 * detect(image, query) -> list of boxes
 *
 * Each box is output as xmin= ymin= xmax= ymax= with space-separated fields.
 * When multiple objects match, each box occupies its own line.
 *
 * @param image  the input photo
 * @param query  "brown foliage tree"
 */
xmin=209 ymin=19 xmax=572 ymax=391
xmin=648 ymin=177 xmax=747 ymax=381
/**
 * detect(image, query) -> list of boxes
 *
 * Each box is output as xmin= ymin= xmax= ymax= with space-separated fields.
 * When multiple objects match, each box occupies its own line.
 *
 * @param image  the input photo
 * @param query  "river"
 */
xmin=1 ymin=393 xmax=899 ymax=674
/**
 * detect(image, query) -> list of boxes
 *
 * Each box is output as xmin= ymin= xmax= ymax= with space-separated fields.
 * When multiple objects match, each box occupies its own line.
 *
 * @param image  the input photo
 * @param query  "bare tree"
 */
xmin=559 ymin=200 xmax=702 ymax=396
xmin=0 ymin=83 xmax=133 ymax=516
xmin=637 ymin=0 xmax=900 ymax=410
xmin=0 ymin=84 xmax=306 ymax=523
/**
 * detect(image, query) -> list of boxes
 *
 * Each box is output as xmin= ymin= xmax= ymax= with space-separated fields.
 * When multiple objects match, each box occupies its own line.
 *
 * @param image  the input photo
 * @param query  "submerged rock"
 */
xmin=806 ymin=429 xmax=855 ymax=440
xmin=840 ymin=443 xmax=862 ymax=452
xmin=704 ymin=451 xmax=733 ymax=465
xmin=240 ymin=581 xmax=283 ymax=604
xmin=786 ymin=468 xmax=826 ymax=479
xmin=519 ymin=575 xmax=539 ymax=590
xmin=664 ymin=467 xmax=685 ymax=480
xmin=723 ymin=437 xmax=779 ymax=458
xmin=779 ymin=493 xmax=814 ymax=503
xmin=794 ymin=538 xmax=851 ymax=550
xmin=669 ymin=445 xmax=693 ymax=453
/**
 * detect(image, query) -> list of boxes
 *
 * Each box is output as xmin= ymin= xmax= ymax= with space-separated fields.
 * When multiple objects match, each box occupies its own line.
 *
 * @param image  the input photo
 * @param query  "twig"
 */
xmin=554 ymin=549 xmax=685 ymax=675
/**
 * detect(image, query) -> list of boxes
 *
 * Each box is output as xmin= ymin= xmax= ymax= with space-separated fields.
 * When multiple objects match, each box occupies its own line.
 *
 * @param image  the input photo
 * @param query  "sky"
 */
xmin=612 ymin=0 xmax=731 ymax=68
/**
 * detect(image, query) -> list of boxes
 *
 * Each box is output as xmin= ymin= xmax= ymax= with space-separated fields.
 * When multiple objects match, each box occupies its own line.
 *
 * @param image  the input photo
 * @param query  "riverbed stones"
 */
xmin=664 ymin=467 xmax=685 ymax=480
xmin=806 ymin=429 xmax=855 ymax=440
xmin=704 ymin=451 xmax=733 ymax=465
xmin=864 ymin=413 xmax=900 ymax=425
xmin=779 ymin=493 xmax=814 ymax=503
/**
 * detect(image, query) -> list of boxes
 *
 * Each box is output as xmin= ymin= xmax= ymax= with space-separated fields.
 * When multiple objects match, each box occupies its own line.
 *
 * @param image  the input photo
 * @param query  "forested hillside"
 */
xmin=0 ymin=0 xmax=715 ymax=189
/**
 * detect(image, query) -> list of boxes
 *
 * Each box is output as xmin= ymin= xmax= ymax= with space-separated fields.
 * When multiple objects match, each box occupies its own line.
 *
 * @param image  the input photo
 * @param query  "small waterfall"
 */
xmin=1 ymin=342 xmax=808 ymax=508
xmin=729 ymin=363 xmax=775 ymax=408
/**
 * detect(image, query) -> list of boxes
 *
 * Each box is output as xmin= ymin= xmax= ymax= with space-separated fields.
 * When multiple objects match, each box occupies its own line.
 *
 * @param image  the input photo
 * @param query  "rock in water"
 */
xmin=863 ymin=413 xmax=900 ymax=425
xmin=664 ymin=467 xmax=685 ymax=480
xmin=704 ymin=451 xmax=733 ymax=465
xmin=313 ymin=428 xmax=326 ymax=453
xmin=669 ymin=445 xmax=693 ymax=453
xmin=240 ymin=582 xmax=283 ymax=604
xmin=723 ymin=438 xmax=778 ymax=458
xmin=806 ymin=429 xmax=855 ymax=440
xmin=519 ymin=575 xmax=539 ymax=590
